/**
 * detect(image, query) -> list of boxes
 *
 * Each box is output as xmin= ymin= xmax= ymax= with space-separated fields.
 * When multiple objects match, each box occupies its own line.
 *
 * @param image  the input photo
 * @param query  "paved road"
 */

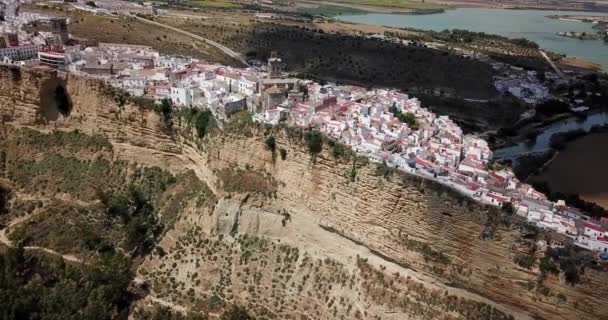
xmin=540 ymin=50 xmax=565 ymax=79
xmin=127 ymin=14 xmax=249 ymax=66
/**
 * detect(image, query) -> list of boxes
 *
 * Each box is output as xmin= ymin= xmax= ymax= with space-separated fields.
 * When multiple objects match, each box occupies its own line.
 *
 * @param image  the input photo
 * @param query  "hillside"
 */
xmin=1 ymin=65 xmax=608 ymax=319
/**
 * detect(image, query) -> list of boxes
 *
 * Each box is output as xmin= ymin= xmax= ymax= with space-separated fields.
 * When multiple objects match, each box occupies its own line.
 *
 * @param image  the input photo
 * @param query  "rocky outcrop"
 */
xmin=2 ymin=65 xmax=608 ymax=320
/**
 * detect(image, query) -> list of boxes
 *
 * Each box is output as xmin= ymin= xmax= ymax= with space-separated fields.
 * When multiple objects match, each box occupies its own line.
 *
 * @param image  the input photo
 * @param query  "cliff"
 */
xmin=1 ymin=65 xmax=607 ymax=320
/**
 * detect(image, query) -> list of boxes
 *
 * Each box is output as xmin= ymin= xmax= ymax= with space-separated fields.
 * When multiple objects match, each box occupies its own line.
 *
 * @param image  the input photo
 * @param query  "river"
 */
xmin=339 ymin=8 xmax=608 ymax=69
xmin=493 ymin=112 xmax=608 ymax=160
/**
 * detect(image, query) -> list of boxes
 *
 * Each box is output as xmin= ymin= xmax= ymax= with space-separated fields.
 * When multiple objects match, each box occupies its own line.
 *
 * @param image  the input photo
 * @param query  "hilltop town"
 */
xmin=2 ymin=3 xmax=608 ymax=259
xmin=0 ymin=4 xmax=608 ymax=260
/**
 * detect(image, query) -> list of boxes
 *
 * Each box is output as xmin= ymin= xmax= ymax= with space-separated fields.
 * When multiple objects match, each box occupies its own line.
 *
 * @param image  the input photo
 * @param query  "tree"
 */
xmin=501 ymin=202 xmax=515 ymax=214
xmin=155 ymin=99 xmax=173 ymax=128
xmin=0 ymin=182 xmax=9 ymax=215
xmin=221 ymin=306 xmax=252 ymax=320
xmin=193 ymin=110 xmax=214 ymax=138
xmin=265 ymin=135 xmax=277 ymax=162
xmin=305 ymin=131 xmax=323 ymax=156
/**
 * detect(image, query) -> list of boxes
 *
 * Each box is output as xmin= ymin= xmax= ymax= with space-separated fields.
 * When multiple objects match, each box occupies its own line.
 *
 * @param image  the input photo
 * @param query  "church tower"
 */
xmin=267 ymin=51 xmax=282 ymax=79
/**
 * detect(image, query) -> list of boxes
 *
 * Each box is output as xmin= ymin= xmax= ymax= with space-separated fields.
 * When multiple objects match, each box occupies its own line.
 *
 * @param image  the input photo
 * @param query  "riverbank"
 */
xmin=493 ymin=112 xmax=608 ymax=160
xmin=556 ymin=31 xmax=603 ymax=41
xmin=338 ymin=9 xmax=608 ymax=70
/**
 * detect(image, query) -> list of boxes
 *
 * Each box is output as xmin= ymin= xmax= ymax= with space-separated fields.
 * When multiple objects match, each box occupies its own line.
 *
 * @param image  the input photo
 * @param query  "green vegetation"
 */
xmin=190 ymin=0 xmax=241 ymax=8
xmin=0 ymin=248 xmax=132 ymax=320
xmin=14 ymin=128 xmax=112 ymax=153
xmin=325 ymin=138 xmax=353 ymax=160
xmin=9 ymin=201 xmax=120 ymax=256
xmin=501 ymin=202 xmax=515 ymax=214
xmin=297 ymin=5 xmax=368 ymax=17
xmin=356 ymin=257 xmax=515 ymax=320
xmin=539 ymin=255 xmax=559 ymax=277
xmin=305 ymin=131 xmax=323 ymax=157
xmin=130 ymin=95 xmax=158 ymax=110
xmin=389 ymin=104 xmax=418 ymax=129
xmin=194 ymin=110 xmax=216 ymax=138
xmin=217 ymin=167 xmax=277 ymax=196
xmin=514 ymin=253 xmax=536 ymax=270
xmin=279 ymin=147 xmax=287 ymax=160
xmin=0 ymin=182 xmax=10 ymax=216
xmin=155 ymin=98 xmax=174 ymax=128
xmin=161 ymin=18 xmax=497 ymax=99
xmin=0 ymin=128 xmax=218 ymax=258
xmin=98 ymin=185 xmax=161 ymax=253
xmin=179 ymin=109 xmax=216 ymax=138
xmin=543 ymin=246 xmax=593 ymax=286
xmin=264 ymin=135 xmax=277 ymax=162
xmin=301 ymin=0 xmax=443 ymax=10
xmin=400 ymin=236 xmax=451 ymax=265
xmin=429 ymin=29 xmax=539 ymax=49
xmin=133 ymin=305 xmax=206 ymax=320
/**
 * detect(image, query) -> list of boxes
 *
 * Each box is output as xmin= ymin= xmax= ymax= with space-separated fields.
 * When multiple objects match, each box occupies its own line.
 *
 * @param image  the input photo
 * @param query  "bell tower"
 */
xmin=267 ymin=51 xmax=282 ymax=79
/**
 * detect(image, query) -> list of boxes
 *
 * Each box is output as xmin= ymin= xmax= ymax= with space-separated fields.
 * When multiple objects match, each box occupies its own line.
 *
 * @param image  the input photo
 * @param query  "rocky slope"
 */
xmin=1 ymin=65 xmax=608 ymax=320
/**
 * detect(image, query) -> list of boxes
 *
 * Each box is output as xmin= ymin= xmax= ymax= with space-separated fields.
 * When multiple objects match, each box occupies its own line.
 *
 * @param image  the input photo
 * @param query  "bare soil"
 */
xmin=533 ymin=132 xmax=608 ymax=209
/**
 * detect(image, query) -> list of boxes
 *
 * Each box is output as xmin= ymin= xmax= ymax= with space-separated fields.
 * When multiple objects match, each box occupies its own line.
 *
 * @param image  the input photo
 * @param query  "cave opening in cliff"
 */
xmin=54 ymin=85 xmax=72 ymax=116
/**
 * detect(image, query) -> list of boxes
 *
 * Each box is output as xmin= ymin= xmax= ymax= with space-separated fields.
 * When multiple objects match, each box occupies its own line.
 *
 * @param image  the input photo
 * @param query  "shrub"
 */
xmin=514 ymin=254 xmax=536 ymax=269
xmin=539 ymin=256 xmax=559 ymax=276
xmin=0 ymin=182 xmax=10 ymax=215
xmin=279 ymin=148 xmax=287 ymax=160
xmin=193 ymin=110 xmax=215 ymax=138
xmin=501 ymin=202 xmax=515 ymax=214
xmin=265 ymin=136 xmax=276 ymax=161
xmin=155 ymin=99 xmax=173 ymax=128
xmin=305 ymin=131 xmax=323 ymax=156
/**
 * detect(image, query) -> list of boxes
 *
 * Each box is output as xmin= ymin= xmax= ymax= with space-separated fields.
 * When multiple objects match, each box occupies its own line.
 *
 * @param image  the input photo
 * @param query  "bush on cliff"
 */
xmin=0 ymin=182 xmax=9 ymax=216
xmin=193 ymin=110 xmax=215 ymax=138
xmin=155 ymin=99 xmax=173 ymax=128
xmin=265 ymin=136 xmax=277 ymax=162
xmin=305 ymin=131 xmax=323 ymax=158
xmin=0 ymin=248 xmax=132 ymax=319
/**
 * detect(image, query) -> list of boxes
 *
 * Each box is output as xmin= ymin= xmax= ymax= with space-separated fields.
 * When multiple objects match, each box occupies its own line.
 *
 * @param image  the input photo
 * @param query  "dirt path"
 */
xmin=125 ymin=14 xmax=249 ymax=66
xmin=0 ymin=214 xmax=83 ymax=263
xmin=540 ymin=51 xmax=565 ymax=79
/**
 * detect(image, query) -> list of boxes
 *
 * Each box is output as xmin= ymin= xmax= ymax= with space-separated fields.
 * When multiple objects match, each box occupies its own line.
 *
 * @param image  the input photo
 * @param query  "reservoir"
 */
xmin=339 ymin=9 xmax=608 ymax=69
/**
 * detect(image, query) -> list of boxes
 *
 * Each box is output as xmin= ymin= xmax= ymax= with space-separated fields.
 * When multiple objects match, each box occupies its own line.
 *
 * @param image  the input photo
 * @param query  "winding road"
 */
xmin=126 ymin=14 xmax=249 ymax=66
xmin=540 ymin=50 xmax=565 ymax=79
xmin=0 ymin=214 xmax=82 ymax=263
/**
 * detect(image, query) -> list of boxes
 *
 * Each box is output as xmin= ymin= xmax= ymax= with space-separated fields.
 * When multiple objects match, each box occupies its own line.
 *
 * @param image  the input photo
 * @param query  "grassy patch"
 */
xmin=217 ymin=167 xmax=277 ymax=196
xmin=298 ymin=5 xmax=368 ymax=16
xmin=190 ymin=0 xmax=241 ymax=8
xmin=8 ymin=201 xmax=122 ymax=256
xmin=301 ymin=0 xmax=443 ymax=10
xmin=15 ymin=128 xmax=112 ymax=153
xmin=0 ymin=248 xmax=133 ymax=319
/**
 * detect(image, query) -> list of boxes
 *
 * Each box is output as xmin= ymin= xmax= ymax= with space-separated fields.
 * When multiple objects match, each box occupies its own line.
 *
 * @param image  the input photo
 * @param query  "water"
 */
xmin=493 ymin=112 xmax=608 ymax=160
xmin=339 ymin=9 xmax=608 ymax=69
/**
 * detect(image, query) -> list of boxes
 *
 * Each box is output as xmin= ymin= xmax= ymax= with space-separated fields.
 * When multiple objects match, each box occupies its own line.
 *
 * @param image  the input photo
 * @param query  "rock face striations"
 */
xmin=1 ymin=65 xmax=608 ymax=320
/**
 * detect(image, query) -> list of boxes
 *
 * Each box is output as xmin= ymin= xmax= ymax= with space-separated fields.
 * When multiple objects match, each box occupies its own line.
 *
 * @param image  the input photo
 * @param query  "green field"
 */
xmin=301 ymin=0 xmax=443 ymax=10
xmin=190 ymin=0 xmax=241 ymax=8
xmin=298 ymin=5 xmax=368 ymax=16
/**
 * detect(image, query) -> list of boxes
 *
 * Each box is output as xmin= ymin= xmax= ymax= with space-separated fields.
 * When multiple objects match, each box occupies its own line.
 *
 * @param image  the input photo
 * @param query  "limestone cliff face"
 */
xmin=1 ymin=65 xmax=608 ymax=320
